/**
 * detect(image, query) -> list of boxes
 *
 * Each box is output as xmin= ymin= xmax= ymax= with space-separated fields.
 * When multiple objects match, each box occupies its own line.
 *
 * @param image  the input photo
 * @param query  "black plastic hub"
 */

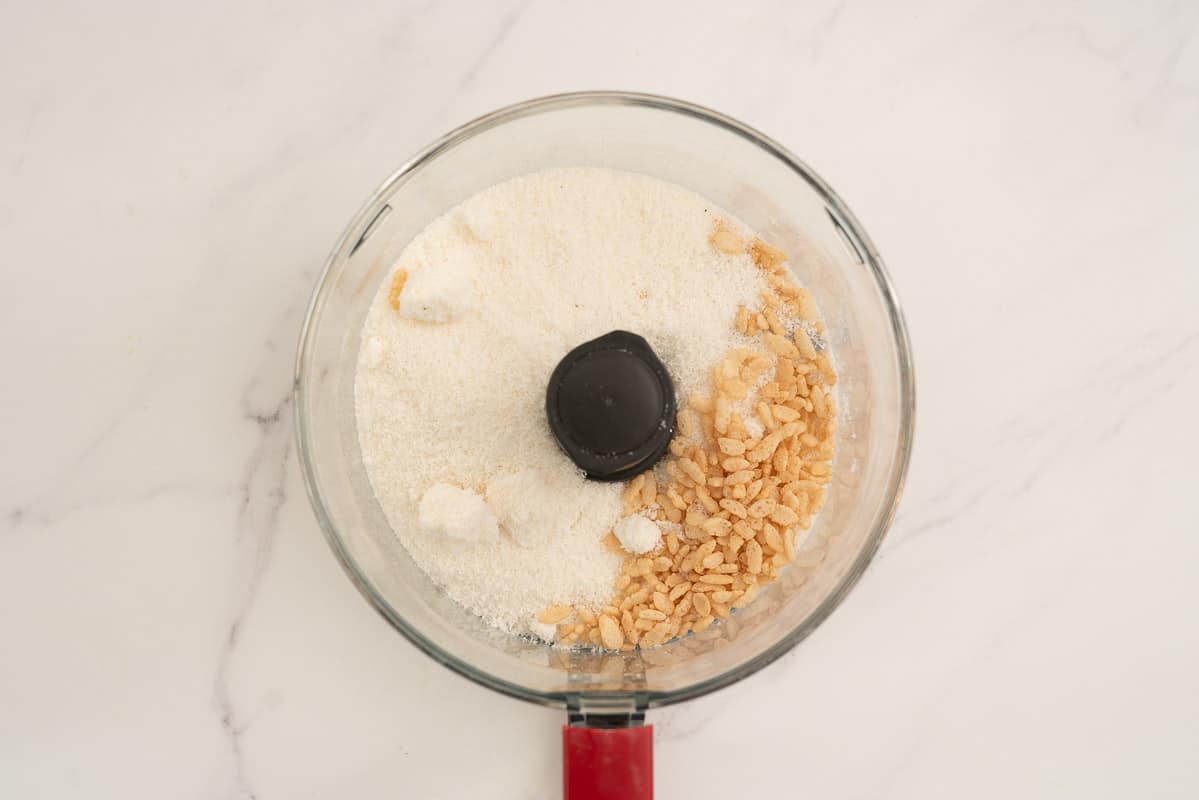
xmin=546 ymin=331 xmax=676 ymax=482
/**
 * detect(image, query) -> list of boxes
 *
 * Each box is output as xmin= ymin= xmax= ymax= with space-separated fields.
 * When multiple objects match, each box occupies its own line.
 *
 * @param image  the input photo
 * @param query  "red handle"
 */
xmin=562 ymin=724 xmax=653 ymax=800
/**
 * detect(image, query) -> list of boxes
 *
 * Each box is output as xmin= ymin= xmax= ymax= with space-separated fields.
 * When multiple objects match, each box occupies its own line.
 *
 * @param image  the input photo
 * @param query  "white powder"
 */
xmin=614 ymin=515 xmax=663 ymax=555
xmin=484 ymin=467 xmax=604 ymax=550
xmin=355 ymin=167 xmax=769 ymax=633
xmin=417 ymin=483 xmax=499 ymax=544
xmin=527 ymin=619 xmax=559 ymax=643
xmin=399 ymin=254 xmax=474 ymax=323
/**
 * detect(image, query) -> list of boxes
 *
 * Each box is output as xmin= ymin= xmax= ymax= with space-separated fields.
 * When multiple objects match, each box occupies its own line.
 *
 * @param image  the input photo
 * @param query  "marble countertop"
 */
xmin=3 ymin=2 xmax=1197 ymax=798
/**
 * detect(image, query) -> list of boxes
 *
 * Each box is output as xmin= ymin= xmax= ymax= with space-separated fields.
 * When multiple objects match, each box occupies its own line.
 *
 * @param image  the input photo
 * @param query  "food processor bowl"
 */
xmin=295 ymin=91 xmax=914 ymax=794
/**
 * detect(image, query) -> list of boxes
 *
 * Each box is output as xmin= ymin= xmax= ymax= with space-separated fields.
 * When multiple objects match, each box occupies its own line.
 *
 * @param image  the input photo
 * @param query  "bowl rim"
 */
xmin=294 ymin=90 xmax=916 ymax=710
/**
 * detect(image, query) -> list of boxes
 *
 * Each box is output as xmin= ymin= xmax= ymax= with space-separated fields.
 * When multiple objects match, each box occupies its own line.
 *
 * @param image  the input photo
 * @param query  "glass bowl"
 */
xmin=295 ymin=91 xmax=915 ymax=712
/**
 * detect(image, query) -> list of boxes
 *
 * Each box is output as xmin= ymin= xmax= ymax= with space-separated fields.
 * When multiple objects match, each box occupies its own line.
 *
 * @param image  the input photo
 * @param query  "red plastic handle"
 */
xmin=562 ymin=724 xmax=653 ymax=800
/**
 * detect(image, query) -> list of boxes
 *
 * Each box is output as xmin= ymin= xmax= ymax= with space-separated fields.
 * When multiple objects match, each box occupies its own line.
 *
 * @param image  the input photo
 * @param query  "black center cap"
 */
xmin=546 ymin=331 xmax=676 ymax=481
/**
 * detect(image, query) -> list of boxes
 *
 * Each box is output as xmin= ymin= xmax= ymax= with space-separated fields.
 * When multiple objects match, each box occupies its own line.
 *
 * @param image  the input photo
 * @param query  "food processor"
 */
xmin=295 ymin=92 xmax=915 ymax=798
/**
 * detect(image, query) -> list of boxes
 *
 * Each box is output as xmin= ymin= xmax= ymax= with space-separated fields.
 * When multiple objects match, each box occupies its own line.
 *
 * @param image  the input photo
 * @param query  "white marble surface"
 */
xmin=2 ymin=1 xmax=1197 ymax=797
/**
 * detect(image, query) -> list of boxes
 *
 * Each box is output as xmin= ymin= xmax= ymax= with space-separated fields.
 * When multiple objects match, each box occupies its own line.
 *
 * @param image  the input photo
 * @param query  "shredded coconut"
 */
xmin=354 ymin=167 xmax=769 ymax=633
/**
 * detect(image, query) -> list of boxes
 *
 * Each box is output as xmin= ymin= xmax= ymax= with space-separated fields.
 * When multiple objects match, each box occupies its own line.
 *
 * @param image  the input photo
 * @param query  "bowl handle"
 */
xmin=562 ymin=721 xmax=653 ymax=799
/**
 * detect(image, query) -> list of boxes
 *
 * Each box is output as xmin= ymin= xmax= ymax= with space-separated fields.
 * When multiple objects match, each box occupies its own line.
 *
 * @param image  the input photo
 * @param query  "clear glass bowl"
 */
xmin=295 ymin=92 xmax=914 ymax=710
